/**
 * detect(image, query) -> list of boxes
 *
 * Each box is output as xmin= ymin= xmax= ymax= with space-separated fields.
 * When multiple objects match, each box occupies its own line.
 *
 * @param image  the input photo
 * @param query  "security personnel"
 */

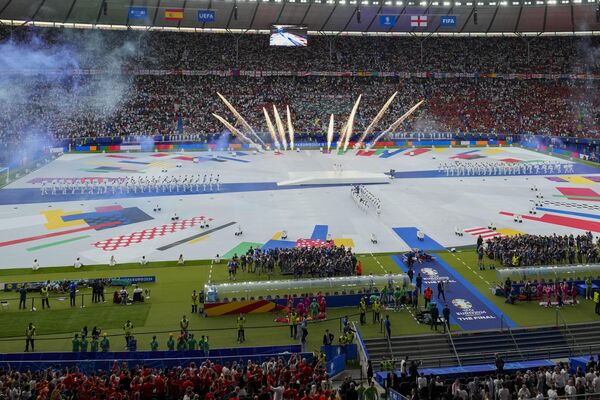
xmin=80 ymin=335 xmax=89 ymax=352
xmin=237 ymin=313 xmax=246 ymax=343
xmin=594 ymin=290 xmax=600 ymax=315
xmin=40 ymin=285 xmax=50 ymax=309
xmin=19 ymin=284 xmax=27 ymax=310
xmin=167 ymin=333 xmax=175 ymax=350
xmin=100 ymin=333 xmax=110 ymax=352
xmin=180 ymin=315 xmax=189 ymax=335
xmin=191 ymin=290 xmax=198 ymax=314
xmin=72 ymin=334 xmax=81 ymax=352
xmin=25 ymin=323 xmax=36 ymax=352
xmin=128 ymin=335 xmax=137 ymax=351
xmin=123 ymin=320 xmax=134 ymax=347
xmin=90 ymin=336 xmax=99 ymax=352
xmin=187 ymin=333 xmax=197 ymax=350
xmin=289 ymin=309 xmax=298 ymax=339
xmin=373 ymin=298 xmax=381 ymax=324
xmin=150 ymin=335 xmax=159 ymax=351
xmin=359 ymin=298 xmax=367 ymax=325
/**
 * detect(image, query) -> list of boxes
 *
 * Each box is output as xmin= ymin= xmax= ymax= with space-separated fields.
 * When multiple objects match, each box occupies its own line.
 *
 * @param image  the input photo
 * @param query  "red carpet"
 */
xmin=404 ymin=148 xmax=430 ymax=156
xmin=500 ymin=211 xmax=600 ymax=233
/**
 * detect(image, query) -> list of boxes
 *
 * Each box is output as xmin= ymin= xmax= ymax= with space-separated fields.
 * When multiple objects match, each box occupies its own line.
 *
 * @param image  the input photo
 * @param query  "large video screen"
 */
xmin=270 ymin=25 xmax=308 ymax=47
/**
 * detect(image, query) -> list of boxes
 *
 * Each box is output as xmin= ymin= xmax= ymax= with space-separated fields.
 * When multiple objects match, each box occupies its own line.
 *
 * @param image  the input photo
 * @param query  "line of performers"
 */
xmin=438 ymin=160 xmax=574 ymax=177
xmin=39 ymin=174 xmax=221 ymax=195
xmin=351 ymin=184 xmax=381 ymax=215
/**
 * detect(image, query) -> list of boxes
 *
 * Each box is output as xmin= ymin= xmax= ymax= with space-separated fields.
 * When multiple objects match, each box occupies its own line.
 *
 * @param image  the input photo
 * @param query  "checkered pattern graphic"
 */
xmin=295 ymin=239 xmax=334 ymax=248
xmin=94 ymin=216 xmax=213 ymax=251
xmin=463 ymin=227 xmax=506 ymax=239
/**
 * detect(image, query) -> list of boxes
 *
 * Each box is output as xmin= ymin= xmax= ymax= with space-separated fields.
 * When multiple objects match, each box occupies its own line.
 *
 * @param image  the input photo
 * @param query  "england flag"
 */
xmin=411 ymin=15 xmax=428 ymax=27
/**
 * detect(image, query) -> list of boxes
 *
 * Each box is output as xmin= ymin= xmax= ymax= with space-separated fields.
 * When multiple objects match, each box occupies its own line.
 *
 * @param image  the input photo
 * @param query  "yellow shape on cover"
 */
xmin=495 ymin=228 xmax=523 ymax=237
xmin=41 ymin=209 xmax=85 ymax=230
xmin=333 ymin=238 xmax=355 ymax=248
xmin=271 ymin=231 xmax=282 ymax=240
xmin=561 ymin=176 xmax=595 ymax=185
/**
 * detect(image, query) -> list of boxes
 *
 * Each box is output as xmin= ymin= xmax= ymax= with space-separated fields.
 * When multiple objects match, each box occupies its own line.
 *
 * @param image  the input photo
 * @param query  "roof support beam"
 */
xmin=487 ymin=4 xmax=500 ymax=32
xmin=320 ymin=2 xmax=339 ymax=31
xmin=366 ymin=3 xmax=382 ymax=31
xmin=31 ymin=0 xmax=48 ymax=21
xmin=459 ymin=6 xmax=475 ymax=32
xmin=542 ymin=4 xmax=547 ymax=32
xmin=514 ymin=1 xmax=523 ymax=32
xmin=64 ymin=0 xmax=78 ymax=23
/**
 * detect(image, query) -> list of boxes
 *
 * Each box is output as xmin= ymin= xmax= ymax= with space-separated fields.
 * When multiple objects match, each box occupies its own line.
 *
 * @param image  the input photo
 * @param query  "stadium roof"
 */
xmin=0 ymin=0 xmax=599 ymax=35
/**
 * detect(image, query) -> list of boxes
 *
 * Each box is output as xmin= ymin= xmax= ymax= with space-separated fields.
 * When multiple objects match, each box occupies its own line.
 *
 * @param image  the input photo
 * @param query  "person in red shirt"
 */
xmin=424 ymin=286 xmax=433 ymax=308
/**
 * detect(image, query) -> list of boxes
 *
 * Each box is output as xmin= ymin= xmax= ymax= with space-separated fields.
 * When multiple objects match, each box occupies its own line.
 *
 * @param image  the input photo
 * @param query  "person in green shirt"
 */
xmin=80 ymin=335 xmax=89 ymax=352
xmin=100 ymin=333 xmax=110 ymax=352
xmin=187 ymin=333 xmax=197 ymax=351
xmin=167 ymin=333 xmax=175 ymax=351
xmin=72 ymin=334 xmax=80 ymax=352
xmin=201 ymin=335 xmax=209 ymax=356
xmin=381 ymin=286 xmax=388 ymax=306
xmin=394 ymin=287 xmax=402 ymax=311
xmin=356 ymin=382 xmax=366 ymax=400
xmin=309 ymin=299 xmax=319 ymax=319
xmin=364 ymin=381 xmax=379 ymax=400
xmin=150 ymin=335 xmax=159 ymax=351
xmin=176 ymin=333 xmax=187 ymax=351
xmin=90 ymin=337 xmax=99 ymax=352
xmin=585 ymin=277 xmax=593 ymax=300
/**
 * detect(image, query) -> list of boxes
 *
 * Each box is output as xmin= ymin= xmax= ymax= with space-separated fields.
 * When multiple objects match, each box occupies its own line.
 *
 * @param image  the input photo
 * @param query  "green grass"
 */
xmin=436 ymin=250 xmax=599 ymax=328
xmin=0 ymin=253 xmax=422 ymax=353
xmin=1 ymin=247 xmax=597 ymax=354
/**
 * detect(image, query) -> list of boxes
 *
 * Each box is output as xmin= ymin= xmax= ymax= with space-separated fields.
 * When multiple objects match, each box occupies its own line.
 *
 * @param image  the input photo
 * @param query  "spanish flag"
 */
xmin=165 ymin=8 xmax=184 ymax=20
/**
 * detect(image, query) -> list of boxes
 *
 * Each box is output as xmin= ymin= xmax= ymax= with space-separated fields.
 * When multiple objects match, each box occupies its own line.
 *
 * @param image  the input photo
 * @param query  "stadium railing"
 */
xmin=352 ymin=322 xmax=371 ymax=382
xmin=0 ymin=345 xmax=313 ymax=373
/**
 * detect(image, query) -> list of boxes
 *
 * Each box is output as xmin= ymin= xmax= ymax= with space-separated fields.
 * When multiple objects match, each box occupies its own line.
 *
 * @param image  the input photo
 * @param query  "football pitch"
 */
xmin=0 ymin=250 xmax=598 ymax=354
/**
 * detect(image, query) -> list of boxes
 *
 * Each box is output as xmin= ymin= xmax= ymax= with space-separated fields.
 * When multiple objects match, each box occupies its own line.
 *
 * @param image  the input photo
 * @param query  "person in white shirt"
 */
xmin=547 ymin=386 xmax=558 ymax=400
xmin=178 ymin=254 xmax=185 ymax=265
xmin=593 ymin=373 xmax=600 ymax=393
xmin=140 ymin=256 xmax=148 ymax=265
xmin=517 ymin=385 xmax=530 ymax=400
xmin=564 ymin=379 xmax=576 ymax=400
xmin=271 ymin=384 xmax=284 ymax=400
xmin=74 ymin=257 xmax=82 ymax=269
xmin=497 ymin=384 xmax=510 ymax=400
xmin=213 ymin=254 xmax=221 ymax=264
xmin=109 ymin=256 xmax=116 ymax=267
xmin=32 ymin=259 xmax=39 ymax=271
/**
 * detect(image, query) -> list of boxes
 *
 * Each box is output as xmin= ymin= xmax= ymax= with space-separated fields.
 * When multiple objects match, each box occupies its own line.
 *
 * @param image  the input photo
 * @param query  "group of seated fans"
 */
xmin=0 ymin=354 xmax=334 ymax=400
xmin=386 ymin=359 xmax=600 ymax=400
xmin=483 ymin=232 xmax=598 ymax=268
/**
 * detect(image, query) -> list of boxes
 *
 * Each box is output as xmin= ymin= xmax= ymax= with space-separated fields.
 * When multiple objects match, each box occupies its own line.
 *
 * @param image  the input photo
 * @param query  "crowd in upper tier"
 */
xmin=1 ymin=27 xmax=599 ymax=73
xmin=0 ymin=26 xmax=599 ymax=163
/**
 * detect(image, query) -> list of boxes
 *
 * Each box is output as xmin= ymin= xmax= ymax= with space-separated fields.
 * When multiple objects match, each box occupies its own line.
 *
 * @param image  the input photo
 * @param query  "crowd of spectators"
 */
xmin=0 ymin=354 xmax=335 ymax=400
xmin=386 ymin=359 xmax=600 ymax=400
xmin=2 ymin=76 xmax=598 ymax=151
xmin=484 ymin=232 xmax=598 ymax=267
xmin=2 ymin=27 xmax=599 ymax=73
xmin=0 ymin=26 xmax=599 ymax=166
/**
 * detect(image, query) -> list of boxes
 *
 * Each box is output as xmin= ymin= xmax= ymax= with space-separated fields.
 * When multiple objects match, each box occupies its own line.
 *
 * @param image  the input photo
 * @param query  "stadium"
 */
xmin=0 ymin=0 xmax=600 ymax=398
